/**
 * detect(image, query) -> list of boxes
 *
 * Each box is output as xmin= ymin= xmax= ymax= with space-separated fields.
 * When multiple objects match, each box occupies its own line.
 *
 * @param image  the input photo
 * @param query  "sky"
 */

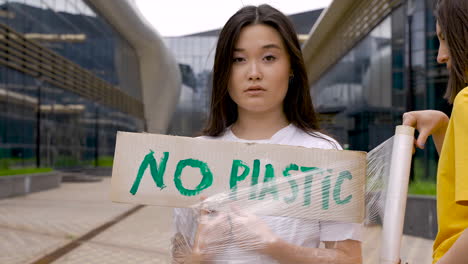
xmin=135 ymin=0 xmax=333 ymax=37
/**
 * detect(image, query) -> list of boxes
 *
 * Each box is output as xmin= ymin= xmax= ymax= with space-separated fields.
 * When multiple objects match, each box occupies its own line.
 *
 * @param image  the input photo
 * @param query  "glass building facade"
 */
xmin=0 ymin=0 xmax=144 ymax=170
xmin=312 ymin=0 xmax=450 ymax=181
xmin=164 ymin=37 xmax=217 ymax=136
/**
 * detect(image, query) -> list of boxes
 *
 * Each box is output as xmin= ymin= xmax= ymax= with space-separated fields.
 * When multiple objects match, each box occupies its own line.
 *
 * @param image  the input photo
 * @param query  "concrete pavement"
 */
xmin=0 ymin=176 xmax=433 ymax=264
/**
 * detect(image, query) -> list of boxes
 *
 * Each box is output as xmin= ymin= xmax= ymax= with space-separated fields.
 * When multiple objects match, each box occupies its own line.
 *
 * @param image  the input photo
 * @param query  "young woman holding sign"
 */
xmin=171 ymin=4 xmax=362 ymax=264
xmin=402 ymin=0 xmax=468 ymax=263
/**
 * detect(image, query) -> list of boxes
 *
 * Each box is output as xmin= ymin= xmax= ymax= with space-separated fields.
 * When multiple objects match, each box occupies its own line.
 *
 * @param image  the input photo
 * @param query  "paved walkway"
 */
xmin=0 ymin=177 xmax=433 ymax=264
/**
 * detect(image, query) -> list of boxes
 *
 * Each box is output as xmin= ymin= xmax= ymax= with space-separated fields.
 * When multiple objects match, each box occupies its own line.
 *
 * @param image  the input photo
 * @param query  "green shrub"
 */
xmin=408 ymin=180 xmax=437 ymax=196
xmin=97 ymin=156 xmax=113 ymax=167
xmin=0 ymin=167 xmax=53 ymax=177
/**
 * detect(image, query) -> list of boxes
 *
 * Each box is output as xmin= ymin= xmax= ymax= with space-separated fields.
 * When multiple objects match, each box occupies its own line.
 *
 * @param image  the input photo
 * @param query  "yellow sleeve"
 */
xmin=453 ymin=89 xmax=468 ymax=204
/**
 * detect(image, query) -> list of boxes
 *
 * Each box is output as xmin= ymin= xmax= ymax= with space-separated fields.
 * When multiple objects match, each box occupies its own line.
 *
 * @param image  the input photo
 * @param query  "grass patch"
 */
xmin=0 ymin=167 xmax=53 ymax=177
xmin=96 ymin=156 xmax=113 ymax=167
xmin=408 ymin=156 xmax=436 ymax=196
xmin=408 ymin=180 xmax=436 ymax=196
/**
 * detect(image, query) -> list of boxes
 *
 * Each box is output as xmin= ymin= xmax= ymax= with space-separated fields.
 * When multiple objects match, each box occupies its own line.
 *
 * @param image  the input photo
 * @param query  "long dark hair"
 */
xmin=435 ymin=0 xmax=468 ymax=104
xmin=203 ymin=4 xmax=324 ymax=139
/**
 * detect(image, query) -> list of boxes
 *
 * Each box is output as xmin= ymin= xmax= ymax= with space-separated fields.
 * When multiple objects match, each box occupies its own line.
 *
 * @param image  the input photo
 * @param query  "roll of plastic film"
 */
xmin=380 ymin=125 xmax=415 ymax=264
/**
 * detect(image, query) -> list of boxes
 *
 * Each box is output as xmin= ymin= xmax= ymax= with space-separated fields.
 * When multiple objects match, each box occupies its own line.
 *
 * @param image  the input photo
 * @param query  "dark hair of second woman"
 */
xmin=202 ymin=4 xmax=323 ymax=138
xmin=435 ymin=0 xmax=468 ymax=103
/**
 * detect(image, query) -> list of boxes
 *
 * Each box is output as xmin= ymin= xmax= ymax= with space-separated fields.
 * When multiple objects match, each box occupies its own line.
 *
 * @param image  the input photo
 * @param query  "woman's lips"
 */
xmin=244 ymin=86 xmax=266 ymax=95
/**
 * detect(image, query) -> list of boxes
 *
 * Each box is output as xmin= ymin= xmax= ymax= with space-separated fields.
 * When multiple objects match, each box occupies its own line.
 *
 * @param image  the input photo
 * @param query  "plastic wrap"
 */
xmin=166 ymin=126 xmax=414 ymax=264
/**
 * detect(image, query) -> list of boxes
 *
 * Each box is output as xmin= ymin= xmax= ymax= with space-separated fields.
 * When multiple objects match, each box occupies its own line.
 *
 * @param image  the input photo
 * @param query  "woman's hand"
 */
xmin=229 ymin=206 xmax=278 ymax=254
xmin=191 ymin=201 xmax=232 ymax=262
xmin=402 ymin=110 xmax=449 ymax=154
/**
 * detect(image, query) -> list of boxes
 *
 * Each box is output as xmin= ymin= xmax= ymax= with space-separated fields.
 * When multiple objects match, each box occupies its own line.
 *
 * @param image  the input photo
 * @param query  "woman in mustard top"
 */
xmin=402 ymin=0 xmax=468 ymax=263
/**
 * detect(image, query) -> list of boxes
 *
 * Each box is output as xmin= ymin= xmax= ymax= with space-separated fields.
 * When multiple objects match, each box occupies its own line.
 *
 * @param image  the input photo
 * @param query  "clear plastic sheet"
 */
xmin=167 ymin=134 xmax=409 ymax=264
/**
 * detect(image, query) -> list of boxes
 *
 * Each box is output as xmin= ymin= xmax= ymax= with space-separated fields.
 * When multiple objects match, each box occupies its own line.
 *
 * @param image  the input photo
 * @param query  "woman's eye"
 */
xmin=264 ymin=55 xmax=276 ymax=62
xmin=233 ymin=57 xmax=245 ymax=63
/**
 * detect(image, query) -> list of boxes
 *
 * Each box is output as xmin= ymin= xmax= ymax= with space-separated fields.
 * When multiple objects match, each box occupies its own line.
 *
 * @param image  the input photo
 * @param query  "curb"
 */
xmin=0 ymin=171 xmax=62 ymax=199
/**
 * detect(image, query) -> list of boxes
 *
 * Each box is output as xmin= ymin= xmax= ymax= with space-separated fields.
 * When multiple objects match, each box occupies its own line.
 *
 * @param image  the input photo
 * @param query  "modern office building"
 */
xmin=303 ymin=0 xmax=449 ymax=181
xmin=163 ymin=36 xmax=217 ymax=136
xmin=0 ymin=0 xmax=180 ymax=170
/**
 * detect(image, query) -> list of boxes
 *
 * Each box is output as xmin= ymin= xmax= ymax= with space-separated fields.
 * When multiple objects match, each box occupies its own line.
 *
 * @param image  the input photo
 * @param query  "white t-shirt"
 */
xmin=173 ymin=124 xmax=362 ymax=263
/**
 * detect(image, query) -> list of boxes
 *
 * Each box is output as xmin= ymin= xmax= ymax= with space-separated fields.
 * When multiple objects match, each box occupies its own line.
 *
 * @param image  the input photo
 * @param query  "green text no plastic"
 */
xmin=129 ymin=150 xmax=353 ymax=209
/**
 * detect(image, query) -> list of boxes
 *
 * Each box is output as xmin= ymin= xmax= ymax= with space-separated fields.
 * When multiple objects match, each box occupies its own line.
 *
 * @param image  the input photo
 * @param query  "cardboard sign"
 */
xmin=111 ymin=132 xmax=366 ymax=223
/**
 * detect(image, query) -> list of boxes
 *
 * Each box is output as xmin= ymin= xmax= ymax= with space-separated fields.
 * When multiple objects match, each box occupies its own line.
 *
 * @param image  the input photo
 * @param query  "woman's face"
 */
xmin=436 ymin=22 xmax=451 ymax=70
xmin=227 ymin=24 xmax=291 ymax=115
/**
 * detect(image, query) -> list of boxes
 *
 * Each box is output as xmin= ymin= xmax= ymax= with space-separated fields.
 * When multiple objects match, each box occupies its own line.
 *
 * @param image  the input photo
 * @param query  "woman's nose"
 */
xmin=248 ymin=62 xmax=262 ymax=80
xmin=437 ymin=45 xmax=449 ymax=64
